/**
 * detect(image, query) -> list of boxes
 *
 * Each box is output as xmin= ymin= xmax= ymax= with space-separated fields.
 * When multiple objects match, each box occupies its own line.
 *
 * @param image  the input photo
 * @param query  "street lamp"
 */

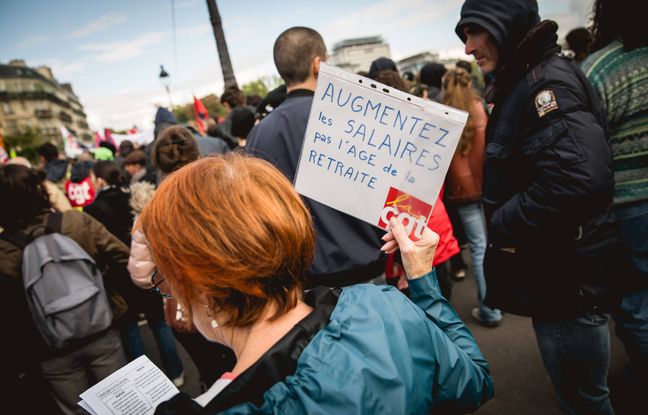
xmin=159 ymin=64 xmax=173 ymax=108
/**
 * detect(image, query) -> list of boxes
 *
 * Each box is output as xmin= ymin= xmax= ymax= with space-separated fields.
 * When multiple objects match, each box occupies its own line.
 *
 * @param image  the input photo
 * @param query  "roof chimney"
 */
xmin=8 ymin=59 xmax=27 ymax=67
xmin=36 ymin=66 xmax=55 ymax=81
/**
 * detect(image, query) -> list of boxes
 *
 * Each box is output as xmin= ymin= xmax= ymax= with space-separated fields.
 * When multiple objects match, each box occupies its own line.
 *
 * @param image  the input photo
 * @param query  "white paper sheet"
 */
xmin=295 ymin=63 xmax=468 ymax=239
xmin=78 ymin=355 xmax=179 ymax=415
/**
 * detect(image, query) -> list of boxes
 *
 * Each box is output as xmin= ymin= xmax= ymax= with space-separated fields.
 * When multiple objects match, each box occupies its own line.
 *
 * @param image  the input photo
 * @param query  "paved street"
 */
xmin=139 ymin=248 xmax=637 ymax=414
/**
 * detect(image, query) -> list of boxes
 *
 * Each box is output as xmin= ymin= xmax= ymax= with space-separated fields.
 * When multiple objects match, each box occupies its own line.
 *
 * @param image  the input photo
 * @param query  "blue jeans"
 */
xmin=457 ymin=203 xmax=501 ymax=322
xmin=533 ymin=314 xmax=614 ymax=415
xmin=122 ymin=318 xmax=184 ymax=379
xmin=612 ymin=200 xmax=648 ymax=389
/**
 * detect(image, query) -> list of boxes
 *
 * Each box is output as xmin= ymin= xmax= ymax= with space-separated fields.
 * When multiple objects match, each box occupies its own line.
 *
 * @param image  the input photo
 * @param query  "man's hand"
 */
xmin=381 ymin=217 xmax=439 ymax=279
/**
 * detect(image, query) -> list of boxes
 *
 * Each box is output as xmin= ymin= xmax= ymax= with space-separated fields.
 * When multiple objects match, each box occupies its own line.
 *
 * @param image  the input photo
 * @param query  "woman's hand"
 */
xmin=381 ymin=217 xmax=439 ymax=279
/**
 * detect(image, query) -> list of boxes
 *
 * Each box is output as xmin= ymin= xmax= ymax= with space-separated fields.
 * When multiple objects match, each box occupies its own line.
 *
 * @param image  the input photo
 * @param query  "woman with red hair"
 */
xmin=143 ymin=154 xmax=493 ymax=414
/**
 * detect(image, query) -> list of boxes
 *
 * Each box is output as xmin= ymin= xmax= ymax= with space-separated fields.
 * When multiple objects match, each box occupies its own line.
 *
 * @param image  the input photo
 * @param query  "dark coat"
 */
xmin=457 ymin=1 xmax=643 ymax=318
xmin=0 ymin=210 xmax=129 ymax=376
xmin=85 ymin=186 xmax=134 ymax=246
xmin=85 ymin=187 xmax=165 ymax=323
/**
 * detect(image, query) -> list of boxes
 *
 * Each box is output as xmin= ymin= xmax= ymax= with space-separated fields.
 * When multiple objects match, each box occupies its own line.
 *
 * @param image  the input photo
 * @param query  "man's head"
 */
xmin=220 ymin=87 xmax=245 ymax=111
xmin=37 ymin=142 xmax=59 ymax=164
xmin=123 ymin=150 xmax=146 ymax=176
xmin=273 ymin=27 xmax=327 ymax=90
xmin=462 ymin=24 xmax=500 ymax=74
xmin=455 ymin=0 xmax=540 ymax=73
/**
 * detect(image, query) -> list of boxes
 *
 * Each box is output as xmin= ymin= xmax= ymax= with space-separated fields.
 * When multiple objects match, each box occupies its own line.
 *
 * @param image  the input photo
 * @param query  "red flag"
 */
xmin=193 ymin=96 xmax=209 ymax=134
xmin=128 ymin=127 xmax=138 ymax=134
xmin=104 ymin=128 xmax=116 ymax=147
xmin=94 ymin=131 xmax=104 ymax=148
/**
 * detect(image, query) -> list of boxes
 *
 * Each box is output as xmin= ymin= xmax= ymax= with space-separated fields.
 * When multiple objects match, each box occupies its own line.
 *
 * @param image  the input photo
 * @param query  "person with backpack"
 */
xmin=0 ymin=164 xmax=129 ymax=415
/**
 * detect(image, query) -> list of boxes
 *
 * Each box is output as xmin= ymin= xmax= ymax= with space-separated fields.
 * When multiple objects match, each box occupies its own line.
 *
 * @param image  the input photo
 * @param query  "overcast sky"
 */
xmin=0 ymin=0 xmax=594 ymax=131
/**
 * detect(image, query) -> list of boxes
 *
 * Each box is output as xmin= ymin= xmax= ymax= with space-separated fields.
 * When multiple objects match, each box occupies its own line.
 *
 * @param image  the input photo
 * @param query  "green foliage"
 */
xmin=242 ymin=79 xmax=268 ymax=97
xmin=4 ymin=128 xmax=43 ymax=164
xmin=172 ymin=94 xmax=228 ymax=124
xmin=243 ymin=75 xmax=283 ymax=97
xmin=170 ymin=75 xmax=285 ymax=124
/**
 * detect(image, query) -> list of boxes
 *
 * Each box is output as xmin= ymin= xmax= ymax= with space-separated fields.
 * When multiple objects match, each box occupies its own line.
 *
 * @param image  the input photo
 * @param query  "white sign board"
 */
xmin=295 ymin=63 xmax=468 ymax=239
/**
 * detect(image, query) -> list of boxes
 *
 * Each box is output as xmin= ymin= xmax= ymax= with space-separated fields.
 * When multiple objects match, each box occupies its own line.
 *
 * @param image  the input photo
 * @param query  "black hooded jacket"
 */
xmin=455 ymin=0 xmax=643 ymax=319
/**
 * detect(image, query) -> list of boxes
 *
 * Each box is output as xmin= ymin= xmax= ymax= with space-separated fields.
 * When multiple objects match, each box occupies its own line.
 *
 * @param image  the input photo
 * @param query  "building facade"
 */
xmin=0 ymin=59 xmax=92 ymax=146
xmin=397 ymin=52 xmax=441 ymax=76
xmin=329 ymin=36 xmax=391 ymax=74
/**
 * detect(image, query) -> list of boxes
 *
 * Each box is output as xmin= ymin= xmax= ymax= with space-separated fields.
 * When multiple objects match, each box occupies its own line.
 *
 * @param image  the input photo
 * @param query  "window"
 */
xmin=2 ymin=103 xmax=13 ymax=115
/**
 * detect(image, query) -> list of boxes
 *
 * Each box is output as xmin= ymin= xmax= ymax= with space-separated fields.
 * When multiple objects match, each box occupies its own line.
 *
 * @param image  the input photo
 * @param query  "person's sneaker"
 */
xmin=172 ymin=372 xmax=185 ymax=388
xmin=452 ymin=269 xmax=466 ymax=280
xmin=471 ymin=307 xmax=501 ymax=328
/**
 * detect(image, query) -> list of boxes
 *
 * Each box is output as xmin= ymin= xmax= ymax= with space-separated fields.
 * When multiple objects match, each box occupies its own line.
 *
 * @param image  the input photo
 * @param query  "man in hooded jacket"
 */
xmin=455 ymin=0 xmax=646 ymax=413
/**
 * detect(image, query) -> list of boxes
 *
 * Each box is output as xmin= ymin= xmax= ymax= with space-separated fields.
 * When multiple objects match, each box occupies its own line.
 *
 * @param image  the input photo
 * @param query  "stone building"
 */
xmin=0 ymin=59 xmax=92 ymax=146
xmin=397 ymin=52 xmax=441 ymax=76
xmin=329 ymin=36 xmax=391 ymax=74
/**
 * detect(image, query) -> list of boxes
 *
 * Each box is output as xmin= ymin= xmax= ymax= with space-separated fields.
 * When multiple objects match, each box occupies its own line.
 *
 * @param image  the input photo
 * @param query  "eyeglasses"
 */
xmin=151 ymin=270 xmax=173 ymax=298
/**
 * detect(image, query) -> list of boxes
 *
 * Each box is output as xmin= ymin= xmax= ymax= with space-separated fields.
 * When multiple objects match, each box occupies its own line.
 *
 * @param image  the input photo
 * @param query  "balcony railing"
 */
xmin=58 ymin=111 xmax=73 ymax=123
xmin=34 ymin=109 xmax=53 ymax=118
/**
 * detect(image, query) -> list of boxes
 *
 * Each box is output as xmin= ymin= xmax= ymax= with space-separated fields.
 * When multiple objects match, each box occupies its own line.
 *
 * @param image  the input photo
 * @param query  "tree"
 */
xmin=172 ymin=94 xmax=228 ymax=124
xmin=242 ymin=79 xmax=268 ymax=98
xmin=4 ymin=128 xmax=43 ymax=164
xmin=206 ymin=0 xmax=238 ymax=90
xmin=242 ymin=75 xmax=284 ymax=97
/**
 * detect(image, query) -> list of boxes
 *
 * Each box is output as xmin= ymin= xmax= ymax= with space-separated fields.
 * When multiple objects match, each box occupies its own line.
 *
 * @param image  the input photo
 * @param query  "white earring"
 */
xmin=205 ymin=303 xmax=218 ymax=329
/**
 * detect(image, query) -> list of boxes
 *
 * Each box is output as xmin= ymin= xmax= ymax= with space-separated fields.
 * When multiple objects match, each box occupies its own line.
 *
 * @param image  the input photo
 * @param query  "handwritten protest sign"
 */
xmin=295 ymin=63 xmax=468 ymax=239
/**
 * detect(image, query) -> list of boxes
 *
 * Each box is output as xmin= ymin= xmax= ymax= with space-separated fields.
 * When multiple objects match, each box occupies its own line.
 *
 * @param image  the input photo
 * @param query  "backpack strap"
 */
xmin=45 ymin=211 xmax=63 ymax=234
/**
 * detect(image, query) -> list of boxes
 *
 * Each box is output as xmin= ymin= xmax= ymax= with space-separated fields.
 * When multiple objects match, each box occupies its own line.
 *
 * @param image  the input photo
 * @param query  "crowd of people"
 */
xmin=0 ymin=0 xmax=646 ymax=414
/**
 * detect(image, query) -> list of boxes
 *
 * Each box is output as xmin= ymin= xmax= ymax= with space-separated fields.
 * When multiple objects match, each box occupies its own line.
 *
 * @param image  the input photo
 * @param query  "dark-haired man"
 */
xmin=456 ymin=0 xmax=645 ymax=413
xmin=247 ymin=27 xmax=385 ymax=288
xmin=37 ymin=142 xmax=69 ymax=191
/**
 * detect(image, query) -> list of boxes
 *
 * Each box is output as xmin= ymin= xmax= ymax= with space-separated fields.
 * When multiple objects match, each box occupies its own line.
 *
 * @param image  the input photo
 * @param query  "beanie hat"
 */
xmin=70 ymin=160 xmax=94 ymax=183
xmin=94 ymin=146 xmax=115 ymax=161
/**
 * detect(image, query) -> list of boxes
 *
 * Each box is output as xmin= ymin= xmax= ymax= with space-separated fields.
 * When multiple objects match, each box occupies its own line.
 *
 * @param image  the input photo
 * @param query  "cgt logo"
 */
xmin=377 ymin=187 xmax=432 ymax=240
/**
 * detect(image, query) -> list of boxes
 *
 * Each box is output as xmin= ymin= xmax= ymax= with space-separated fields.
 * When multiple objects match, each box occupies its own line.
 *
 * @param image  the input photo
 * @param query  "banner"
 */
xmin=294 ymin=63 xmax=468 ymax=239
xmin=61 ymin=126 xmax=83 ymax=159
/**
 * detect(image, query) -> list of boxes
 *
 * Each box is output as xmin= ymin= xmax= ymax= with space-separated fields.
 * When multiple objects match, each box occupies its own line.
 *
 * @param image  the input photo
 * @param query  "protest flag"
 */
xmin=104 ymin=128 xmax=117 ymax=148
xmin=61 ymin=126 xmax=83 ymax=158
xmin=94 ymin=131 xmax=104 ymax=148
xmin=193 ymin=95 xmax=209 ymax=133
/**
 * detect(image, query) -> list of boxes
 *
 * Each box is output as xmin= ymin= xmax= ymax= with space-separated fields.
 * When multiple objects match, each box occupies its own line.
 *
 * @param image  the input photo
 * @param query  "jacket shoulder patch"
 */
xmin=534 ymin=89 xmax=558 ymax=117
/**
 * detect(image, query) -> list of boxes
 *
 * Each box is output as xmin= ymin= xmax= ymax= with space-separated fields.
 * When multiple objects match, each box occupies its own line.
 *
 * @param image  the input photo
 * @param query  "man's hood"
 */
xmin=455 ymin=0 xmax=540 ymax=64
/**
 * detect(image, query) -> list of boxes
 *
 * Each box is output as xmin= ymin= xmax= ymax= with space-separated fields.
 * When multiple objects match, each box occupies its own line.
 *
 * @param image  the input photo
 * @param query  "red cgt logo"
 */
xmin=377 ymin=187 xmax=432 ymax=240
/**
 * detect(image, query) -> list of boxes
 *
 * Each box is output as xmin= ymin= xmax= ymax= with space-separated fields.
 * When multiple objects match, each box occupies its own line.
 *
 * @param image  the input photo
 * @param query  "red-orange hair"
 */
xmin=139 ymin=153 xmax=315 ymax=327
